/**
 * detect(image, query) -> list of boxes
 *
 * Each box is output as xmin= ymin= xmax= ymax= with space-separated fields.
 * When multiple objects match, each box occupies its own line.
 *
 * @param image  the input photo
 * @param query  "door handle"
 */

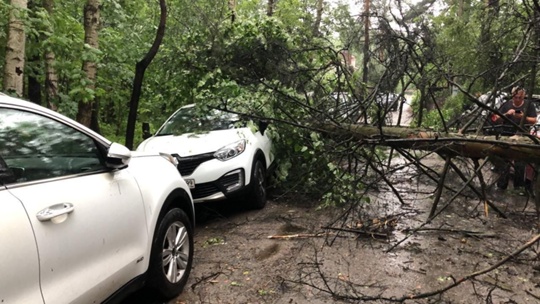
xmin=37 ymin=203 xmax=74 ymax=223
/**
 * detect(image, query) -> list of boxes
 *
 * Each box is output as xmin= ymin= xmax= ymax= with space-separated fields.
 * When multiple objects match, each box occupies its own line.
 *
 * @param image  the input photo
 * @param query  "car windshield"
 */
xmin=157 ymin=107 xmax=241 ymax=136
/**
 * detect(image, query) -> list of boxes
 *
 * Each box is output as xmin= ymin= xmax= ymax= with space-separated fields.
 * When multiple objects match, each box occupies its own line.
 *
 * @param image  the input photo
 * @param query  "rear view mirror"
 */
xmin=142 ymin=122 xmax=152 ymax=139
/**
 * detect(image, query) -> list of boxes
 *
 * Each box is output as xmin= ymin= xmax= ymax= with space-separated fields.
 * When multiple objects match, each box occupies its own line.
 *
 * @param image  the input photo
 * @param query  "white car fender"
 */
xmin=126 ymin=154 xmax=194 ymax=263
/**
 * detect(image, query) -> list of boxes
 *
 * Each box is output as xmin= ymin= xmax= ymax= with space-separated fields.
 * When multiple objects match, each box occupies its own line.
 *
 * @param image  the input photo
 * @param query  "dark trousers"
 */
xmin=497 ymin=161 xmax=526 ymax=189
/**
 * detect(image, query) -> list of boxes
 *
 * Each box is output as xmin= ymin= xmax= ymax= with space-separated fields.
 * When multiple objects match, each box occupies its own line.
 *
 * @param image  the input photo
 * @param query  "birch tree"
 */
xmin=3 ymin=0 xmax=28 ymax=97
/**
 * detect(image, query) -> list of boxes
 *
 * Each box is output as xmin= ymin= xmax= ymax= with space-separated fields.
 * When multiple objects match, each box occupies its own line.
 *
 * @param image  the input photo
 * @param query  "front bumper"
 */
xmin=189 ymin=169 xmax=246 ymax=203
xmin=174 ymin=153 xmax=250 ymax=203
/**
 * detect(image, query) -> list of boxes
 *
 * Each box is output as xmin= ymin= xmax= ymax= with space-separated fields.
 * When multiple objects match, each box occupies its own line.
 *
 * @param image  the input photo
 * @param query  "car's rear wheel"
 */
xmin=148 ymin=208 xmax=193 ymax=300
xmin=248 ymin=159 xmax=267 ymax=209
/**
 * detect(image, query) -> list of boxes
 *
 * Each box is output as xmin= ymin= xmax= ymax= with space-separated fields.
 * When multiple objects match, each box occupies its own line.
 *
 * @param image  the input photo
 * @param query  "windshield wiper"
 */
xmin=155 ymin=132 xmax=174 ymax=136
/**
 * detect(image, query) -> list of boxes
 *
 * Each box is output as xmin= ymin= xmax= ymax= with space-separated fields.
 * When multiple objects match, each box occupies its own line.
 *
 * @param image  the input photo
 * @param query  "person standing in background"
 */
xmin=491 ymin=87 xmax=537 ymax=191
xmin=492 ymin=87 xmax=536 ymax=126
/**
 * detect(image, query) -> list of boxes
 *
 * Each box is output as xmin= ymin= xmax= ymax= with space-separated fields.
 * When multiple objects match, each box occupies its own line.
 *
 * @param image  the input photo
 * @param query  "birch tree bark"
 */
xmin=3 ymin=0 xmax=28 ymax=97
xmin=76 ymin=0 xmax=100 ymax=128
xmin=43 ymin=0 xmax=58 ymax=110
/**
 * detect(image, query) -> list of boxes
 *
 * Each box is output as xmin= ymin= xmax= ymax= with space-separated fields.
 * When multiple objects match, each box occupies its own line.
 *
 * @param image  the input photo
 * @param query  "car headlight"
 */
xmin=214 ymin=139 xmax=246 ymax=161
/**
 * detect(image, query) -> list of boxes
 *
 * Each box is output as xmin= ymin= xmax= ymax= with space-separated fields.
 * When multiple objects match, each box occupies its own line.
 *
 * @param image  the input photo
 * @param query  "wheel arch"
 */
xmin=158 ymin=188 xmax=195 ymax=230
xmin=251 ymin=149 xmax=269 ymax=182
xmin=253 ymin=149 xmax=267 ymax=169
xmin=146 ymin=189 xmax=195 ymax=300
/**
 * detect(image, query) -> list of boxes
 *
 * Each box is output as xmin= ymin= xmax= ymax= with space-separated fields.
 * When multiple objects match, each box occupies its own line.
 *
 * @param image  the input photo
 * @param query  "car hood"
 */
xmin=137 ymin=129 xmax=251 ymax=156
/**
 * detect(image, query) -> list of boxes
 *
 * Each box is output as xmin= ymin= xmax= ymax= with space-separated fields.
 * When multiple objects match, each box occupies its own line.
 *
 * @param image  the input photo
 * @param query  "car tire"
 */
xmin=148 ymin=208 xmax=193 ymax=300
xmin=248 ymin=159 xmax=267 ymax=210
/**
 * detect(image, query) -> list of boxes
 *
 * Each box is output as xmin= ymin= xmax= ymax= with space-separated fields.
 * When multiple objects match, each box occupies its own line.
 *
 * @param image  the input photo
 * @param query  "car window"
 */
xmin=158 ymin=107 xmax=241 ymax=135
xmin=0 ymin=155 xmax=16 ymax=184
xmin=0 ymin=108 xmax=105 ymax=183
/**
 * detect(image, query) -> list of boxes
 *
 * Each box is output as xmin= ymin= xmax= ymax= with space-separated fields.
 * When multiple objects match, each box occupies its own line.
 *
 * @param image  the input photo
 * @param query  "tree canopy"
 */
xmin=3 ymin=1 xmax=540 ymax=302
xmin=1 ymin=0 xmax=539 ymax=202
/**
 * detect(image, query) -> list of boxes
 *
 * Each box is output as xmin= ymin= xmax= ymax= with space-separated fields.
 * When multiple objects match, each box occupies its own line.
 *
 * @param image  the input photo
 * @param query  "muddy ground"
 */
xmin=125 ymin=155 xmax=540 ymax=304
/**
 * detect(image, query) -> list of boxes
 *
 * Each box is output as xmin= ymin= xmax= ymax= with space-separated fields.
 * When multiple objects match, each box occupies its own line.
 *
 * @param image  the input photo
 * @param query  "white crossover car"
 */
xmin=137 ymin=104 xmax=274 ymax=209
xmin=0 ymin=94 xmax=195 ymax=303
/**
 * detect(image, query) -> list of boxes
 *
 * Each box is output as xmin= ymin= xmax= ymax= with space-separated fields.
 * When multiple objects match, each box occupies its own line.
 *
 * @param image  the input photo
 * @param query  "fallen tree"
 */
xmin=321 ymin=124 xmax=540 ymax=163
xmin=318 ymin=123 xmax=540 ymax=220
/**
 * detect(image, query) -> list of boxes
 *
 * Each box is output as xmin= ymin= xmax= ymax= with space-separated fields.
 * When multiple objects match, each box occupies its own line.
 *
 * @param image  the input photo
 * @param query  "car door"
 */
xmin=0 ymin=183 xmax=43 ymax=303
xmin=0 ymin=107 xmax=148 ymax=304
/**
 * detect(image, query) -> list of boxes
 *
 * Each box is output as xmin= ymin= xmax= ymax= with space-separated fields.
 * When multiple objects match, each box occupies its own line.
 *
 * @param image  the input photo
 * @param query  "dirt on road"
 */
xmin=173 ymin=187 xmax=540 ymax=303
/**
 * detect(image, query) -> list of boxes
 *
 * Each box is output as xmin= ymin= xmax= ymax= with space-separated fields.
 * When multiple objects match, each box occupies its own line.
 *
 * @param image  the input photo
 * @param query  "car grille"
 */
xmin=220 ymin=172 xmax=240 ymax=189
xmin=173 ymin=152 xmax=215 ymax=176
xmin=191 ymin=182 xmax=220 ymax=199
xmin=190 ymin=171 xmax=243 ymax=200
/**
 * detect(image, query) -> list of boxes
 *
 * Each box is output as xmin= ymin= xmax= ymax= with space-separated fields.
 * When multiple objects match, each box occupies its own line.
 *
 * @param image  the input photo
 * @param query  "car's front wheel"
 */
xmin=148 ymin=208 xmax=193 ymax=300
xmin=248 ymin=159 xmax=267 ymax=209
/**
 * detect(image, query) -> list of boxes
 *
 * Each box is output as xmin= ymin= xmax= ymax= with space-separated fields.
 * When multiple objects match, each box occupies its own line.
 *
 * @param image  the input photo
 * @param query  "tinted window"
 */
xmin=0 ymin=108 xmax=105 ymax=182
xmin=0 ymin=155 xmax=16 ymax=184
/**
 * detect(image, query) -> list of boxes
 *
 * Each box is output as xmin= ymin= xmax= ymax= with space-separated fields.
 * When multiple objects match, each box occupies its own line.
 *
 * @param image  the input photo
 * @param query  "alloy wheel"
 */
xmin=161 ymin=222 xmax=190 ymax=283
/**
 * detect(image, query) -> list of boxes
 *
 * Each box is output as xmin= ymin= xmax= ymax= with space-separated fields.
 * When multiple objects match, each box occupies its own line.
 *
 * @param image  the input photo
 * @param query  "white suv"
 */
xmin=137 ymin=104 xmax=274 ymax=209
xmin=0 ymin=94 xmax=194 ymax=303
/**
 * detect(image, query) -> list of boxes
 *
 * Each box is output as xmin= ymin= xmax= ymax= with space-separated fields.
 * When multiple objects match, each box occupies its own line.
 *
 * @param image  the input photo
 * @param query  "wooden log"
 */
xmin=321 ymin=124 xmax=540 ymax=162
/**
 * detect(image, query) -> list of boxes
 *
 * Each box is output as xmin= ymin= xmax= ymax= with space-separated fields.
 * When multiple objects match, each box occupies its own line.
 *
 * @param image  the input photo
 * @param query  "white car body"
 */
xmin=479 ymin=91 xmax=508 ymax=114
xmin=0 ymin=94 xmax=195 ymax=303
xmin=137 ymin=104 xmax=274 ymax=208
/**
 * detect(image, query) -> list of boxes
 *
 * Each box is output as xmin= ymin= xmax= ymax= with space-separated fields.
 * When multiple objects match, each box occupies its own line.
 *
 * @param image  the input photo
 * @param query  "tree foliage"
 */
xmin=4 ymin=1 xmax=540 ymax=302
xmin=1 ymin=0 xmax=540 ymax=206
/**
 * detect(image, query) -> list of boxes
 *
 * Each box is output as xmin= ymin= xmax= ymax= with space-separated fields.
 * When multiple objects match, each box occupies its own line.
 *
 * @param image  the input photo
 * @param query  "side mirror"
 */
xmin=106 ymin=142 xmax=131 ymax=169
xmin=142 ymin=122 xmax=152 ymax=139
xmin=258 ymin=120 xmax=269 ymax=135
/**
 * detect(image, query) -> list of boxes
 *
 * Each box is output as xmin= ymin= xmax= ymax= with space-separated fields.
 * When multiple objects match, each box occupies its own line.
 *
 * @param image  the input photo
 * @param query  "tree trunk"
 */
xmin=228 ymin=0 xmax=236 ymax=23
xmin=362 ymin=0 xmax=370 ymax=85
xmin=312 ymin=0 xmax=323 ymax=37
xmin=27 ymin=0 xmax=41 ymax=104
xmin=27 ymin=66 xmax=42 ymax=104
xmin=76 ymin=0 xmax=100 ymax=128
xmin=320 ymin=124 xmax=540 ymax=163
xmin=3 ymin=0 xmax=28 ymax=97
xmin=125 ymin=0 xmax=167 ymax=150
xmin=267 ymin=0 xmax=276 ymax=17
xmin=486 ymin=0 xmax=499 ymax=13
xmin=43 ymin=0 xmax=58 ymax=110
xmin=90 ymin=98 xmax=101 ymax=134
xmin=479 ymin=0 xmax=501 ymax=86
xmin=527 ymin=8 xmax=539 ymax=97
